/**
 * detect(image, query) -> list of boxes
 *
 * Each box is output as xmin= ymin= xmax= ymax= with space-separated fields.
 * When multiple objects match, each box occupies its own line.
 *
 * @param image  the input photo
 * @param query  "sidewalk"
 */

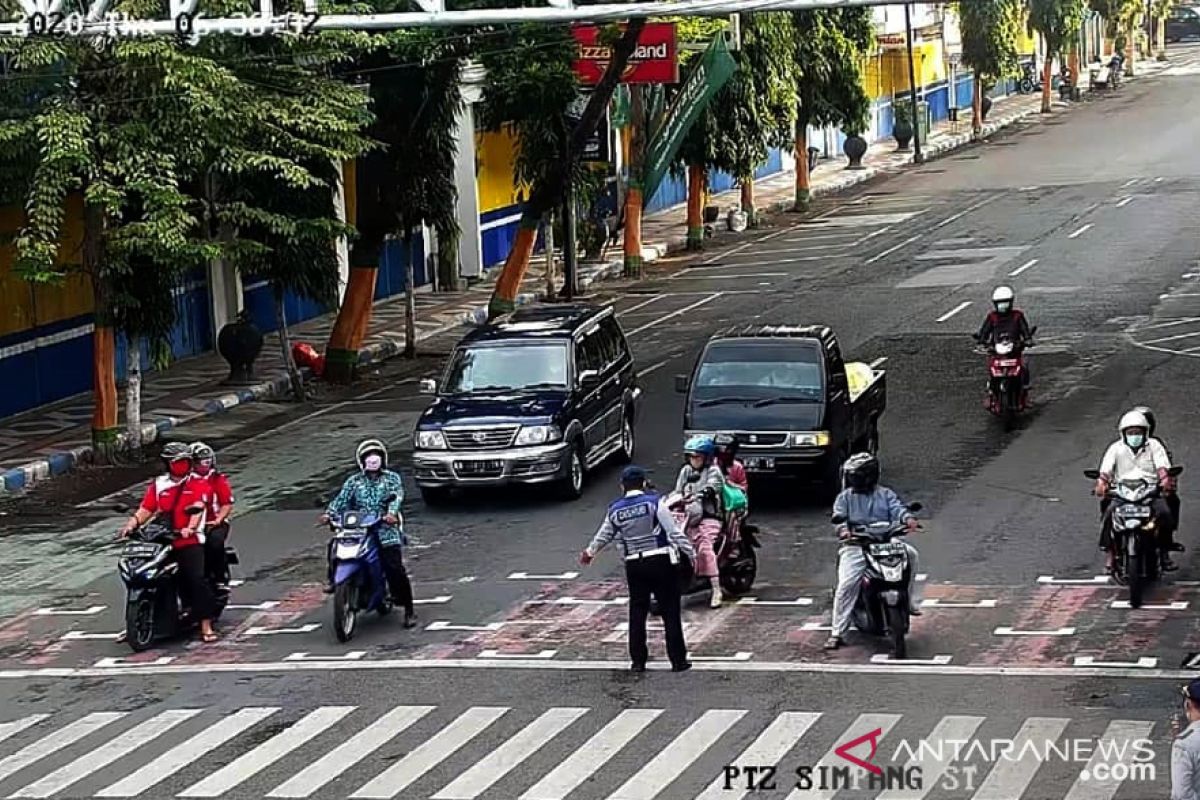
xmin=0 ymin=64 xmax=1164 ymax=493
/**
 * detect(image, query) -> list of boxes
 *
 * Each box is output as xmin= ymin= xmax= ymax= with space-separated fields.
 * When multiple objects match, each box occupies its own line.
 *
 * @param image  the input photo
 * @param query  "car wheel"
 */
xmin=617 ymin=413 xmax=635 ymax=464
xmin=558 ymin=442 xmax=586 ymax=500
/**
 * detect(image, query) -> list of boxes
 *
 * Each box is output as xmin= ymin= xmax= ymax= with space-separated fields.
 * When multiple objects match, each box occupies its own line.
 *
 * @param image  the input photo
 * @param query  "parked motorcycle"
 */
xmin=974 ymin=326 xmax=1036 ymax=431
xmin=832 ymin=502 xmax=922 ymax=659
xmin=327 ymin=506 xmax=394 ymax=642
xmin=1085 ymin=467 xmax=1183 ymax=608
xmin=118 ymin=516 xmax=237 ymax=652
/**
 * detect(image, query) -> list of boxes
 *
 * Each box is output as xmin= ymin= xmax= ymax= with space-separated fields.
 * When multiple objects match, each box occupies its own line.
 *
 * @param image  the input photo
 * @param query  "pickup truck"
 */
xmin=674 ymin=324 xmax=886 ymax=498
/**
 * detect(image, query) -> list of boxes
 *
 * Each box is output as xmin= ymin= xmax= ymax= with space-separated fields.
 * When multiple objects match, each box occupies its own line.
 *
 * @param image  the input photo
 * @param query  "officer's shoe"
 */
xmin=1162 ymin=555 xmax=1179 ymax=572
xmin=630 ymin=663 xmax=646 ymax=673
xmin=323 ymin=583 xmax=335 ymax=594
xmin=1171 ymin=542 xmax=1186 ymax=552
xmin=671 ymin=661 xmax=692 ymax=673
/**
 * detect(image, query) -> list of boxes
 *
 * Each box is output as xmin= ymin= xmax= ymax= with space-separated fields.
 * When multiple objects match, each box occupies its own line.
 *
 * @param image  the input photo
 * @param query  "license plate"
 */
xmin=1119 ymin=504 xmax=1151 ymax=518
xmin=455 ymin=460 xmax=502 ymax=474
xmin=869 ymin=542 xmax=907 ymax=556
xmin=745 ymin=457 xmax=775 ymax=472
xmin=122 ymin=543 xmax=161 ymax=559
xmin=996 ymin=359 xmax=1019 ymax=367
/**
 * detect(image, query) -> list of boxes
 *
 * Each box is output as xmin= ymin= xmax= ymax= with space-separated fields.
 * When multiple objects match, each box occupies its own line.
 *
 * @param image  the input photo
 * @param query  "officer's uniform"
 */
xmin=586 ymin=485 xmax=696 ymax=671
xmin=1173 ymin=680 xmax=1200 ymax=800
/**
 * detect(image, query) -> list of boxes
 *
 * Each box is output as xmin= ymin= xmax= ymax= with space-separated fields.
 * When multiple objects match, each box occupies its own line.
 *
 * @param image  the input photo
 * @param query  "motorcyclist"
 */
xmin=1095 ymin=409 xmax=1178 ymax=572
xmin=1132 ymin=405 xmax=1183 ymax=557
xmin=974 ymin=285 xmax=1034 ymax=387
xmin=673 ymin=435 xmax=726 ymax=608
xmin=320 ymin=439 xmax=416 ymax=628
xmin=714 ymin=434 xmax=748 ymax=492
xmin=118 ymin=442 xmax=218 ymax=643
xmin=824 ymin=453 xmax=922 ymax=651
xmin=190 ymin=441 xmax=234 ymax=589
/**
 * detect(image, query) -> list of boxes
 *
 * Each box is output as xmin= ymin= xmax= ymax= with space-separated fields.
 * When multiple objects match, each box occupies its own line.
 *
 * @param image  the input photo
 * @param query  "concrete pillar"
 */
xmin=207 ymin=251 xmax=243 ymax=336
xmin=454 ymin=65 xmax=485 ymax=280
xmin=332 ymin=159 xmax=351 ymax=303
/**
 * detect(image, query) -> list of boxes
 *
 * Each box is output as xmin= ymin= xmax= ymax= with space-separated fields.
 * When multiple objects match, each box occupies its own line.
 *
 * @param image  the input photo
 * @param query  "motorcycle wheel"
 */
xmin=125 ymin=599 xmax=155 ymax=653
xmin=719 ymin=547 xmax=757 ymax=597
xmin=1128 ymin=552 xmax=1145 ymax=609
xmin=334 ymin=582 xmax=358 ymax=643
xmin=885 ymin=605 xmax=908 ymax=659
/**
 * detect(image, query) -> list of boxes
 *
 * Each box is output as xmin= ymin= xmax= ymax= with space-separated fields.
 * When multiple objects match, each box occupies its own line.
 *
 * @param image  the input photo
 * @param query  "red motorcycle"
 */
xmin=974 ymin=327 xmax=1036 ymax=431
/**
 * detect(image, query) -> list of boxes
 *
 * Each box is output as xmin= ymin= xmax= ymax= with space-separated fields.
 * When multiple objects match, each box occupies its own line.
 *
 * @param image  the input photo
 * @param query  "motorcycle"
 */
xmin=118 ymin=514 xmax=237 ymax=652
xmin=832 ymin=502 xmax=923 ymax=659
xmin=327 ymin=506 xmax=394 ymax=642
xmin=974 ymin=326 xmax=1036 ymax=431
xmin=1084 ymin=466 xmax=1183 ymax=608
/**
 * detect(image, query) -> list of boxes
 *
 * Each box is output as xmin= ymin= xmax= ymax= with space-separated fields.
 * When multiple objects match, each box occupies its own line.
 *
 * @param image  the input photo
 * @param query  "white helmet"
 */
xmin=1117 ymin=410 xmax=1150 ymax=434
xmin=355 ymin=439 xmax=388 ymax=470
xmin=992 ymin=286 xmax=1015 ymax=313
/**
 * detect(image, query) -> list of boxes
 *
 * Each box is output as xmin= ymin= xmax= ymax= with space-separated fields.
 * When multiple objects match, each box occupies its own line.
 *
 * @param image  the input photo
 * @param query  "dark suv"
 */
xmin=412 ymin=304 xmax=642 ymax=504
xmin=1167 ymin=5 xmax=1200 ymax=41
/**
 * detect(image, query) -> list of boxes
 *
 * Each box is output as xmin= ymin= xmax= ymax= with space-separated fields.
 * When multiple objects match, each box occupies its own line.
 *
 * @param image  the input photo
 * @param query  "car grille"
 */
xmin=444 ymin=426 xmax=519 ymax=450
xmin=735 ymin=432 xmax=789 ymax=447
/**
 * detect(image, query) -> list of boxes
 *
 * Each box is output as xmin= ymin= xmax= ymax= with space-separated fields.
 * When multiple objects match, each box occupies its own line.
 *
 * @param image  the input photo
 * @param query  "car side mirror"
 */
xmin=1029 ymin=325 xmax=1039 ymax=337
xmin=1169 ymin=466 xmax=1184 ymax=477
xmin=830 ymin=514 xmax=847 ymax=525
xmin=579 ymin=370 xmax=600 ymax=389
xmin=906 ymin=502 xmax=923 ymax=513
xmin=1083 ymin=469 xmax=1101 ymax=479
xmin=674 ymin=374 xmax=688 ymax=393
xmin=419 ymin=378 xmax=437 ymax=395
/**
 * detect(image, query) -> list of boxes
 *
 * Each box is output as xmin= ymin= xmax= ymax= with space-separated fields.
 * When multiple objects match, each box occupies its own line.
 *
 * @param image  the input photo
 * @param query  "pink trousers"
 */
xmin=675 ymin=515 xmax=720 ymax=578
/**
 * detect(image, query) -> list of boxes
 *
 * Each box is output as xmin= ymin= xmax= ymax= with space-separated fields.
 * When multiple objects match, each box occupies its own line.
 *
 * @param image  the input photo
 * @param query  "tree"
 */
xmin=958 ymin=0 xmax=1023 ymax=137
xmin=1027 ymin=0 xmax=1086 ymax=113
xmin=673 ymin=19 xmax=729 ymax=249
xmin=1090 ymin=0 xmax=1144 ymax=73
xmin=790 ymin=8 xmax=873 ymax=210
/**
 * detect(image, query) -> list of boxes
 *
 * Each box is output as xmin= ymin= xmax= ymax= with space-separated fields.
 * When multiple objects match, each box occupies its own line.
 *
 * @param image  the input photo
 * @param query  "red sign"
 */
xmin=572 ymin=22 xmax=679 ymax=85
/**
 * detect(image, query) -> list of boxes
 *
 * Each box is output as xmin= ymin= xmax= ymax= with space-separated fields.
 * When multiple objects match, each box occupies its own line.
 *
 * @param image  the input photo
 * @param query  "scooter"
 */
xmin=832 ymin=502 xmax=922 ymax=659
xmin=974 ymin=327 xmax=1036 ymax=431
xmin=669 ymin=492 xmax=762 ymax=599
xmin=118 ymin=512 xmax=237 ymax=653
xmin=327 ymin=507 xmax=394 ymax=642
xmin=1084 ymin=467 xmax=1183 ymax=608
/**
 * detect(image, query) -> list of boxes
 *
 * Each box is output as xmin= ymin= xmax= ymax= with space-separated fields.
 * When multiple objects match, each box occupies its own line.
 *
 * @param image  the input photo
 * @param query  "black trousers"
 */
xmin=625 ymin=554 xmax=688 ymax=669
xmin=204 ymin=523 xmax=230 ymax=584
xmin=176 ymin=545 xmax=214 ymax=621
xmin=381 ymin=544 xmax=415 ymax=615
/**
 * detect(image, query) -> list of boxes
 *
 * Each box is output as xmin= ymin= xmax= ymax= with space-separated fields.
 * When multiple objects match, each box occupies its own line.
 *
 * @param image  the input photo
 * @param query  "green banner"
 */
xmin=611 ymin=85 xmax=631 ymax=128
xmin=641 ymin=34 xmax=737 ymax=202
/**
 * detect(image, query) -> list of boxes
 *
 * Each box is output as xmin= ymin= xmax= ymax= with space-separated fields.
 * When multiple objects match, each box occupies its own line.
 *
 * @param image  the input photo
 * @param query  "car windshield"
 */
xmin=692 ymin=341 xmax=823 ymax=401
xmin=441 ymin=343 xmax=569 ymax=394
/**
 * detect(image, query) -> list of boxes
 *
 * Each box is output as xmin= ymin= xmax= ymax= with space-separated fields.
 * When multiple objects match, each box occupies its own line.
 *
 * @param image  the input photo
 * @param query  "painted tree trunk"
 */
xmin=324 ymin=264 xmax=377 ymax=383
xmin=1041 ymin=58 xmax=1053 ymax=113
xmin=544 ymin=211 xmax=557 ymax=297
xmin=1158 ymin=18 xmax=1167 ymax=58
xmin=274 ymin=289 xmax=306 ymax=402
xmin=740 ymin=179 xmax=756 ymax=228
xmin=1126 ymin=25 xmax=1136 ymax=76
xmin=488 ymin=213 xmax=540 ymax=320
xmin=794 ymin=121 xmax=811 ymax=211
xmin=404 ymin=233 xmax=417 ymax=358
xmin=623 ymin=185 xmax=644 ymax=278
xmin=125 ymin=339 xmax=142 ymax=451
xmin=84 ymin=202 xmax=118 ymax=455
xmin=1069 ymin=45 xmax=1081 ymax=89
xmin=972 ymin=71 xmax=983 ymax=139
xmin=686 ymin=164 xmax=704 ymax=250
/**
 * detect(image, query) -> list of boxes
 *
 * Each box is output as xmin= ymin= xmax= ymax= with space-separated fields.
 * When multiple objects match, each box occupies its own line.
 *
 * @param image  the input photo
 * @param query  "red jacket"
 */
xmin=139 ymin=476 xmax=212 ymax=548
xmin=194 ymin=471 xmax=234 ymax=519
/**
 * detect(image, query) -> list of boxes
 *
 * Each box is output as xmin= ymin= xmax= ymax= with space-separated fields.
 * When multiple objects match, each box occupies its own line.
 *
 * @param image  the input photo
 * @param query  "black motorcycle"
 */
xmin=118 ymin=516 xmax=238 ymax=652
xmin=1085 ymin=466 xmax=1183 ymax=608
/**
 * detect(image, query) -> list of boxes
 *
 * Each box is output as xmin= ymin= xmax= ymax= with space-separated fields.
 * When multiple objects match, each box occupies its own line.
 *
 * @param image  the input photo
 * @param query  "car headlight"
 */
xmin=791 ymin=431 xmax=831 ymax=447
xmin=515 ymin=425 xmax=562 ymax=446
xmin=415 ymin=430 xmax=447 ymax=450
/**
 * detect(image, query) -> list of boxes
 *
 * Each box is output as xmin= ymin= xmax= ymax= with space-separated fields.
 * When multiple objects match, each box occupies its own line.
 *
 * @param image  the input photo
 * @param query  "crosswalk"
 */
xmin=0 ymin=704 xmax=1166 ymax=799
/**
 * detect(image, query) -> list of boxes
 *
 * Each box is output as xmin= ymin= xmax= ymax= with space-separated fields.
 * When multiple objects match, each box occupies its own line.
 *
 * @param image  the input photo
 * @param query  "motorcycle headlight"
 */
xmin=791 ymin=431 xmax=831 ymax=447
xmin=1124 ymin=518 xmax=1140 ymax=530
xmin=515 ymin=425 xmax=562 ymax=446
xmin=415 ymin=430 xmax=447 ymax=450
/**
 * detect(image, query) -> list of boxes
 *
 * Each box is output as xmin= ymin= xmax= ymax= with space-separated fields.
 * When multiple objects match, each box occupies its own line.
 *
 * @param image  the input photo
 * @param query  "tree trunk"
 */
xmin=1158 ymin=18 xmax=1167 ymax=59
xmin=436 ymin=225 xmax=459 ymax=292
xmin=686 ymin=164 xmax=704 ymax=250
xmin=125 ymin=338 xmax=143 ymax=452
xmin=544 ymin=211 xmax=557 ymax=298
xmin=83 ymin=201 xmax=118 ymax=457
xmin=624 ymin=85 xmax=647 ymax=277
xmin=488 ymin=215 xmax=540 ymax=319
xmin=1126 ymin=25 xmax=1136 ymax=76
xmin=404 ymin=233 xmax=417 ymax=358
xmin=972 ymin=71 xmax=983 ymax=140
xmin=1069 ymin=44 xmax=1081 ymax=91
xmin=793 ymin=118 xmax=811 ymax=212
xmin=1041 ymin=57 xmax=1054 ymax=113
xmin=740 ymin=178 xmax=756 ymax=228
xmin=274 ymin=289 xmax=306 ymax=402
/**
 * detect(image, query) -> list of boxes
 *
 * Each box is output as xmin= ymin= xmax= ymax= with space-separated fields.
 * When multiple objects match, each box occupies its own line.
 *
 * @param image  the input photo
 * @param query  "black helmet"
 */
xmin=1131 ymin=406 xmax=1156 ymax=437
xmin=160 ymin=441 xmax=191 ymax=463
xmin=714 ymin=433 xmax=739 ymax=458
xmin=842 ymin=452 xmax=880 ymax=492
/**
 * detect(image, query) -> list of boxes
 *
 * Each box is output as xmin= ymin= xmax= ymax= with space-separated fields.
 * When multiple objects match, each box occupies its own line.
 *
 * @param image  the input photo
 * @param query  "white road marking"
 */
xmin=414 ymin=595 xmax=452 ymax=604
xmin=282 ymin=652 xmax=366 ymax=661
xmin=1121 ymin=178 xmax=1139 ymax=188
xmin=426 ymin=621 xmax=505 ymax=632
xmin=695 ymin=712 xmax=822 ymax=800
xmin=688 ymin=652 xmax=753 ymax=661
xmin=921 ymin=598 xmax=998 ymax=608
xmin=864 ymin=234 xmax=922 ymax=265
xmin=477 ymin=649 xmax=557 ymax=659
xmin=639 ymin=358 xmax=672 ymax=377
xmin=457 ymin=576 xmax=477 ymax=583
xmin=520 ymin=710 xmax=662 ymax=800
xmin=972 ymin=717 xmax=1070 ymax=799
xmin=1072 ymin=656 xmax=1158 ymax=668
xmin=1110 ymin=600 xmax=1188 ymax=610
xmin=1138 ymin=316 xmax=1200 ymax=330
xmin=432 ymin=708 xmax=587 ymax=800
xmin=1062 ymin=720 xmax=1155 ymax=800
xmin=227 ymin=601 xmax=281 ymax=610
xmin=0 ymin=716 xmax=49 ymax=747
xmin=994 ymin=626 xmax=1076 ymax=636
xmin=877 ymin=715 xmax=984 ymax=799
xmin=178 ymin=706 xmax=355 ymax=797
xmin=0 ymin=712 xmax=127 ymax=785
xmin=1116 ymin=196 xmax=1134 ymax=208
xmin=619 ymin=295 xmax=666 ymax=314
xmin=350 ymin=707 xmax=509 ymax=799
xmin=10 ymin=709 xmax=200 ymax=798
xmin=244 ymin=624 xmax=320 ymax=636
xmin=606 ymin=710 xmax=746 ymax=800
xmin=625 ymin=294 xmax=723 ymax=336
xmin=94 ymin=657 xmax=175 ymax=668
xmin=786 ymin=713 xmax=902 ymax=800
xmin=267 ymin=706 xmax=435 ymax=798
xmin=60 ymin=631 xmax=120 ymax=640
xmin=1037 ymin=575 xmax=1110 ymax=585
xmin=682 ymin=272 xmax=791 ymax=280
xmin=1067 ymin=223 xmax=1094 ymax=239
xmin=869 ymin=654 xmax=953 ymax=665
xmin=525 ymin=596 xmax=628 ymax=606
xmin=1140 ymin=329 xmax=1200 ymax=345
xmin=870 ymin=356 xmax=888 ymax=368
xmin=1009 ymin=258 xmax=1039 ymax=277
xmin=932 ymin=194 xmax=1002 ymax=229
xmin=33 ymin=606 xmax=105 ymax=616
xmin=735 ymin=596 xmax=814 ymax=606
xmin=507 ymin=571 xmax=579 ymax=580
xmin=97 ymin=710 xmax=278 ymax=796
xmin=936 ymin=301 xmax=972 ymax=323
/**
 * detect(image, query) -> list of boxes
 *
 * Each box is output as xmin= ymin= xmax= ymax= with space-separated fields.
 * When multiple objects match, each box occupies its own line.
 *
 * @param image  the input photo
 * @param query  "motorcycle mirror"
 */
xmin=315 ymin=495 xmax=328 ymax=508
xmin=907 ymin=502 xmax=923 ymax=513
xmin=1169 ymin=466 xmax=1184 ymax=477
xmin=1030 ymin=325 xmax=1039 ymax=337
xmin=830 ymin=514 xmax=847 ymax=525
xmin=1083 ymin=469 xmax=1101 ymax=479
xmin=111 ymin=503 xmax=129 ymax=513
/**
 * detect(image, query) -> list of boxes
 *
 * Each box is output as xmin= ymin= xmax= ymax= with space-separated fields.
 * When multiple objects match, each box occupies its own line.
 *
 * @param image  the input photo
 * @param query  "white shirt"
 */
xmin=1099 ymin=438 xmax=1171 ymax=483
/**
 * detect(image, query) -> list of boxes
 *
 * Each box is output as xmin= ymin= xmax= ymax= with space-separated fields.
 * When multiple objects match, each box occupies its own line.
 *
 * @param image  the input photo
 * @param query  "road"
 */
xmin=2 ymin=50 xmax=1200 ymax=799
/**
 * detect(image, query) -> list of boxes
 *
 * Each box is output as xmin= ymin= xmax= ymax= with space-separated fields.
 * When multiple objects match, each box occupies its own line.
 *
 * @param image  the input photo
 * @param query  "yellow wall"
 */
xmin=0 ymin=194 xmax=92 ymax=338
xmin=475 ymin=126 xmax=527 ymax=214
xmin=861 ymin=40 xmax=947 ymax=100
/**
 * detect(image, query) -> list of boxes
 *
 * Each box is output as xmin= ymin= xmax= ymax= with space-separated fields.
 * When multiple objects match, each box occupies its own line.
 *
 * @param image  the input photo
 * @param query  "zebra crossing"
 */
xmin=0 ymin=703 xmax=1167 ymax=799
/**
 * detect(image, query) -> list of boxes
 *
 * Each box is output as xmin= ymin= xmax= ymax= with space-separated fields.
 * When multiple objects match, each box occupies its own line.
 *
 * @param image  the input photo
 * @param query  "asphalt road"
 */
xmin=3 ymin=49 xmax=1200 ymax=799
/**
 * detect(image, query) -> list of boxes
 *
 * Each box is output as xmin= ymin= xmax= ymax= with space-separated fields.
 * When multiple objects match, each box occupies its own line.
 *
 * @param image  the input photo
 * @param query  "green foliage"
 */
xmin=1028 ymin=0 xmax=1087 ymax=58
xmin=791 ymin=9 xmax=874 ymax=136
xmin=957 ymin=0 xmax=1024 ymax=83
xmin=1089 ymin=0 xmax=1143 ymax=36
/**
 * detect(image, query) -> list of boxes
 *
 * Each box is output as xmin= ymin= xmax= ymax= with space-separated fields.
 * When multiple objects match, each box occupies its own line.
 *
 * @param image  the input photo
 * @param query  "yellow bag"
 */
xmin=846 ymin=362 xmax=874 ymax=401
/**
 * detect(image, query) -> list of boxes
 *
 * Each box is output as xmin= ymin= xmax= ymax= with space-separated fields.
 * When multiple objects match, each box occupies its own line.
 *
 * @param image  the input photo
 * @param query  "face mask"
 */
xmin=194 ymin=460 xmax=213 ymax=476
xmin=1125 ymin=434 xmax=1145 ymax=449
xmin=168 ymin=461 xmax=191 ymax=478
xmin=363 ymin=454 xmax=383 ymax=471
xmin=996 ymin=302 xmax=1012 ymax=313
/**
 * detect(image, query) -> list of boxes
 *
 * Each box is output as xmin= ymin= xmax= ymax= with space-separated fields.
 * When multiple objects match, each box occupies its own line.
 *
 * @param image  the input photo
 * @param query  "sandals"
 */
xmin=201 ymin=630 xmax=219 ymax=644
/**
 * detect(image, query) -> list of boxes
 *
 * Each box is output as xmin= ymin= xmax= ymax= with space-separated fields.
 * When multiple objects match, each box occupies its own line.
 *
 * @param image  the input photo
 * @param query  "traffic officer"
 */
xmin=580 ymin=465 xmax=696 ymax=673
xmin=1174 ymin=679 xmax=1200 ymax=799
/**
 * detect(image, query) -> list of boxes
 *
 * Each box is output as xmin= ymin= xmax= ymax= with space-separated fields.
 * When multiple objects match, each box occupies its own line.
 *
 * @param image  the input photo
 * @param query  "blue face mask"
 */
xmin=1125 ymin=434 xmax=1145 ymax=449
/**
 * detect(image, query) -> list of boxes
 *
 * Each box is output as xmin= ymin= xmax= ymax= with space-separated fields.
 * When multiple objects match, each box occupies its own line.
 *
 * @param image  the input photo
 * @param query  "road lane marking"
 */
xmin=1037 ymin=575 xmax=1110 ymax=585
xmin=1073 ymin=656 xmax=1158 ymax=668
xmin=1062 ymin=720 xmax=1155 ymax=800
xmin=972 ymin=717 xmax=1070 ymax=800
xmin=936 ymin=301 xmax=972 ymax=323
xmin=864 ymin=234 xmax=922 ymax=265
xmin=426 ymin=621 xmax=505 ymax=632
xmin=1116 ymin=196 xmax=1134 ymax=208
xmin=931 ymin=194 xmax=1002 ymax=230
xmin=681 ymin=272 xmax=792 ymax=280
xmin=10 ymin=709 xmax=200 ymax=798
xmin=994 ymin=626 xmax=1076 ymax=636
xmin=1122 ymin=178 xmax=1139 ymax=188
xmin=266 ymin=706 xmax=435 ymax=798
xmin=877 ymin=715 xmax=985 ymax=800
xmin=1009 ymin=258 xmax=1039 ymax=277
xmin=606 ymin=710 xmax=746 ymax=800
xmin=227 ymin=602 xmax=281 ymax=610
xmin=520 ymin=710 xmax=663 ymax=800
xmin=625 ymin=294 xmax=722 ymax=336
xmin=735 ymin=596 xmax=815 ymax=606
xmin=921 ymin=599 xmax=998 ymax=608
xmin=283 ymin=652 xmax=366 ymax=661
xmin=477 ymin=649 xmax=557 ymax=659
xmin=33 ymin=606 xmax=106 ymax=616
xmin=1067 ymin=223 xmax=1093 ymax=239
xmin=639 ymin=358 xmax=672 ymax=377
xmin=785 ymin=713 xmax=902 ymax=800
xmin=0 ymin=712 xmax=127 ymax=785
xmin=60 ymin=631 xmax=120 ymax=640
xmin=1140 ymin=330 xmax=1200 ymax=345
xmin=244 ymin=624 xmax=320 ymax=636
xmin=620 ymin=295 xmax=666 ymax=314
xmin=507 ymin=571 xmax=579 ymax=581
xmin=1138 ymin=317 xmax=1200 ymax=330
xmin=525 ymin=596 xmax=628 ymax=606
xmin=695 ymin=713 xmax=822 ymax=800
xmin=350 ymin=707 xmax=509 ymax=799
xmin=689 ymin=652 xmax=752 ymax=661
xmin=179 ymin=706 xmax=355 ymax=797
xmin=0 ymin=716 xmax=49 ymax=747
xmin=432 ymin=708 xmax=587 ymax=800
xmin=870 ymin=654 xmax=953 ymax=665
xmin=1110 ymin=600 xmax=1188 ymax=610
xmin=414 ymin=595 xmax=452 ymax=604
xmin=94 ymin=657 xmax=175 ymax=668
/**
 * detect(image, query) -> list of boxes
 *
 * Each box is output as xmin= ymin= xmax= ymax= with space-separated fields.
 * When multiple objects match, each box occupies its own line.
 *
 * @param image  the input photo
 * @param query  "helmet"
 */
xmin=992 ymin=286 xmax=1015 ymax=314
xmin=842 ymin=452 xmax=880 ymax=492
xmin=355 ymin=439 xmax=388 ymax=470
xmin=1131 ymin=406 xmax=1156 ymax=436
xmin=160 ymin=441 xmax=191 ymax=463
xmin=714 ymin=433 xmax=739 ymax=458
xmin=683 ymin=435 xmax=716 ymax=458
xmin=189 ymin=441 xmax=216 ymax=467
xmin=1118 ymin=409 xmax=1150 ymax=434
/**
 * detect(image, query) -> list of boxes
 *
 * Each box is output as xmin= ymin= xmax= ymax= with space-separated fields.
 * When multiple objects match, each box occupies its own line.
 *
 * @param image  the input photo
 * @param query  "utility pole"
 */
xmin=561 ymin=186 xmax=578 ymax=300
xmin=904 ymin=3 xmax=923 ymax=164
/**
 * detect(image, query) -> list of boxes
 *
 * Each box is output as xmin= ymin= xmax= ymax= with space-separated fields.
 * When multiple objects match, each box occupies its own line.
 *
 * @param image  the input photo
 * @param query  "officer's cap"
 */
xmin=1185 ymin=679 xmax=1200 ymax=704
xmin=621 ymin=465 xmax=647 ymax=485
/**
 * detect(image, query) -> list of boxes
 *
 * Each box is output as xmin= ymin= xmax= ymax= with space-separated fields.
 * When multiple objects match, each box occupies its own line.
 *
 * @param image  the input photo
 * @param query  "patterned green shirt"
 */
xmin=326 ymin=470 xmax=406 ymax=547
